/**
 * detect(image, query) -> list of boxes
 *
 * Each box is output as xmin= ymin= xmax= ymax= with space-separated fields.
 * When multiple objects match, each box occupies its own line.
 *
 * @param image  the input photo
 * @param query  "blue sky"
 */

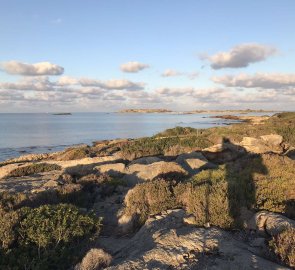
xmin=0 ymin=0 xmax=294 ymax=112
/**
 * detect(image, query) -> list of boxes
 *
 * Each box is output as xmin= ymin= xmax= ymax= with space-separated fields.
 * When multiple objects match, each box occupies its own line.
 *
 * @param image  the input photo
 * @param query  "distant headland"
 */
xmin=52 ymin=113 xmax=72 ymax=115
xmin=119 ymin=109 xmax=172 ymax=113
xmin=119 ymin=108 xmax=278 ymax=114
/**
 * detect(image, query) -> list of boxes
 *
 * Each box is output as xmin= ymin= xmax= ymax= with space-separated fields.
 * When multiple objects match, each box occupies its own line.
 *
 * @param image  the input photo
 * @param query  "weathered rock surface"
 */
xmin=246 ymin=210 xmax=295 ymax=235
xmin=240 ymin=134 xmax=284 ymax=154
xmin=203 ymin=141 xmax=246 ymax=164
xmin=0 ymin=171 xmax=62 ymax=193
xmin=176 ymin=152 xmax=212 ymax=174
xmin=101 ymin=210 xmax=289 ymax=270
xmin=129 ymin=156 xmax=161 ymax=165
xmin=0 ymin=152 xmax=55 ymax=166
xmin=95 ymin=163 xmax=126 ymax=177
xmin=123 ymin=161 xmax=187 ymax=183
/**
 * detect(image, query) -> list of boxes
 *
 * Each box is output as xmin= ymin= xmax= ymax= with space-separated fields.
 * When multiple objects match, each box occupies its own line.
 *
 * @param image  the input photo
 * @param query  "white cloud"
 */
xmin=0 ymin=77 xmax=55 ymax=91
xmin=205 ymin=43 xmax=276 ymax=69
xmin=155 ymin=87 xmax=194 ymax=96
xmin=0 ymin=61 xmax=64 ymax=76
xmin=161 ymin=69 xmax=199 ymax=80
xmin=161 ymin=69 xmax=182 ymax=77
xmin=212 ymin=73 xmax=295 ymax=92
xmin=120 ymin=61 xmax=149 ymax=73
xmin=80 ymin=78 xmax=145 ymax=91
xmin=57 ymin=76 xmax=79 ymax=86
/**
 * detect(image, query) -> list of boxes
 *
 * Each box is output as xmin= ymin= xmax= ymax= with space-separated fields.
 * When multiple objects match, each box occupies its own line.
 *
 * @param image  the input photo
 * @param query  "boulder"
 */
xmin=104 ymin=210 xmax=288 ymax=270
xmin=247 ymin=211 xmax=295 ymax=235
xmin=202 ymin=141 xmax=246 ymax=164
xmin=176 ymin=152 xmax=212 ymax=174
xmin=240 ymin=134 xmax=284 ymax=154
xmin=129 ymin=156 xmax=161 ymax=165
xmin=95 ymin=163 xmax=126 ymax=177
xmin=123 ymin=161 xmax=187 ymax=183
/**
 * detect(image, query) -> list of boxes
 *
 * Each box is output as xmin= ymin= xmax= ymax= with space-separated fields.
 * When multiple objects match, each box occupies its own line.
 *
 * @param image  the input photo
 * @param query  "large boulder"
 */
xmin=129 ymin=156 xmax=161 ymax=165
xmin=240 ymin=134 xmax=284 ymax=154
xmin=202 ymin=141 xmax=246 ymax=164
xmin=175 ymin=152 xmax=213 ymax=174
xmin=246 ymin=210 xmax=295 ymax=235
xmin=123 ymin=161 xmax=187 ymax=183
xmin=95 ymin=163 xmax=126 ymax=177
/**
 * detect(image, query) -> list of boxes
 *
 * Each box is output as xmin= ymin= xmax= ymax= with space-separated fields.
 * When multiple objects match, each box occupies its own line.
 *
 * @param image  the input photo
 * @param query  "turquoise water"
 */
xmin=0 ymin=112 xmax=270 ymax=161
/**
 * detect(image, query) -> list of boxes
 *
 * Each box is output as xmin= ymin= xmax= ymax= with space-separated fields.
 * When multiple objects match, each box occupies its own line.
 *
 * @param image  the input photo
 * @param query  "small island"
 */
xmin=52 ymin=113 xmax=72 ymax=115
xmin=119 ymin=108 xmax=173 ymax=113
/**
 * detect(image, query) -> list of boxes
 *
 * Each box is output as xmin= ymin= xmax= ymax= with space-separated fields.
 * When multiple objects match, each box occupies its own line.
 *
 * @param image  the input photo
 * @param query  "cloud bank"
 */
xmin=120 ymin=61 xmax=149 ymax=73
xmin=212 ymin=73 xmax=295 ymax=91
xmin=205 ymin=43 xmax=276 ymax=69
xmin=0 ymin=61 xmax=64 ymax=76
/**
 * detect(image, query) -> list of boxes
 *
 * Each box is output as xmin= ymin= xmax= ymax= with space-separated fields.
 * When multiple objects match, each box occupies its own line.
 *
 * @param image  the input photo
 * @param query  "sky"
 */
xmin=0 ymin=0 xmax=294 ymax=112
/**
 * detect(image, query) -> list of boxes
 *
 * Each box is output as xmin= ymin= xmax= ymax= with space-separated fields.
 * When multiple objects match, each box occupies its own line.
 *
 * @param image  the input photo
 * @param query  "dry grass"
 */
xmin=269 ymin=227 xmax=295 ymax=268
xmin=6 ymin=163 xmax=62 ymax=177
xmin=76 ymin=248 xmax=112 ymax=270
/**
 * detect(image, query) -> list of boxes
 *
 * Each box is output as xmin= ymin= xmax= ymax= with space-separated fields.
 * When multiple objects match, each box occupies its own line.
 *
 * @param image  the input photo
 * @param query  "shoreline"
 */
xmin=118 ymin=109 xmax=280 ymax=114
xmin=0 ymin=114 xmax=270 ymax=164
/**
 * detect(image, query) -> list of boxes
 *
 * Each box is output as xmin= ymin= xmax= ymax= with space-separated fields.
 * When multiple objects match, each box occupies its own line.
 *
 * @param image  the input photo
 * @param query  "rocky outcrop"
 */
xmin=175 ymin=152 xmax=213 ymax=174
xmin=95 ymin=163 xmax=126 ymax=177
xmin=246 ymin=211 xmax=295 ymax=235
xmin=202 ymin=141 xmax=246 ymax=164
xmin=240 ymin=134 xmax=284 ymax=154
xmin=0 ymin=152 xmax=55 ymax=166
xmin=129 ymin=156 xmax=161 ymax=165
xmin=101 ymin=210 xmax=289 ymax=270
xmin=123 ymin=161 xmax=187 ymax=183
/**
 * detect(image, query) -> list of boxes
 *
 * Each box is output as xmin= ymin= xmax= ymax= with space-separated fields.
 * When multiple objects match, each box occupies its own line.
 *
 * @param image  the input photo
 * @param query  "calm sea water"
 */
xmin=0 ymin=112 xmax=271 ymax=161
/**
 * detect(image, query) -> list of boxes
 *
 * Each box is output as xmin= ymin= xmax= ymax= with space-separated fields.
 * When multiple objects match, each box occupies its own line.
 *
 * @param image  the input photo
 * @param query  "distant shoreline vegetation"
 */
xmin=119 ymin=108 xmax=279 ymax=114
xmin=52 ymin=113 xmax=72 ymax=115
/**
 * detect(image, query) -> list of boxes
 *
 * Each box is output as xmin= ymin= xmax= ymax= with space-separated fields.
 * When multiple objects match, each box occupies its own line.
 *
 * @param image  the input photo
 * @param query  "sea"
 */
xmin=0 ymin=112 xmax=273 ymax=161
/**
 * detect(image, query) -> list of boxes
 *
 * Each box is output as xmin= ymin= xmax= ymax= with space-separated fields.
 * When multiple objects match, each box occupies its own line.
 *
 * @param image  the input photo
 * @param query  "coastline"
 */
xmin=0 ymin=113 xmax=253 ymax=162
xmin=0 ymin=113 xmax=271 ymax=164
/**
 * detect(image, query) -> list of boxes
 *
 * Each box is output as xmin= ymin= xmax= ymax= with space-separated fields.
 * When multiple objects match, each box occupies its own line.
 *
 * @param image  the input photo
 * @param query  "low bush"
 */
xmin=124 ymin=180 xmax=179 ymax=224
xmin=55 ymin=146 xmax=91 ymax=161
xmin=0 ymin=203 xmax=102 ymax=270
xmin=76 ymin=248 xmax=112 ymax=270
xmin=7 ymin=163 xmax=62 ymax=177
xmin=175 ymin=153 xmax=295 ymax=229
xmin=269 ymin=227 xmax=295 ymax=268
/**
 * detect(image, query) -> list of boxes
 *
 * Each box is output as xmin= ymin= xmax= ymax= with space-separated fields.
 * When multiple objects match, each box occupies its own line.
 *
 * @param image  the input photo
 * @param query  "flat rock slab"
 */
xmin=123 ymin=161 xmax=187 ymax=182
xmin=103 ymin=210 xmax=288 ymax=270
xmin=95 ymin=163 xmax=126 ymax=177
xmin=0 ymin=171 xmax=61 ymax=193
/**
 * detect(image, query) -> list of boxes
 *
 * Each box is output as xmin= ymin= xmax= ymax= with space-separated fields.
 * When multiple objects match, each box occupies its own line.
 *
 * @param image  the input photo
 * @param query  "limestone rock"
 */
xmin=95 ymin=163 xmax=126 ymax=177
xmin=123 ymin=161 xmax=187 ymax=182
xmin=129 ymin=156 xmax=161 ymax=165
xmin=203 ymin=141 xmax=246 ymax=164
xmin=247 ymin=211 xmax=295 ymax=235
xmin=104 ymin=210 xmax=288 ymax=270
xmin=176 ymin=151 xmax=211 ymax=174
xmin=240 ymin=134 xmax=284 ymax=154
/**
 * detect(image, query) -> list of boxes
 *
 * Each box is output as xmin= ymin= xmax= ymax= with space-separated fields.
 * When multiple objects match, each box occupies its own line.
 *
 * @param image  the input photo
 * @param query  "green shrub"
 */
xmin=176 ymin=153 xmax=295 ymax=229
xmin=269 ymin=227 xmax=295 ymax=268
xmin=18 ymin=204 xmax=100 ymax=250
xmin=7 ymin=163 xmax=62 ymax=177
xmin=175 ymin=171 xmax=236 ymax=228
xmin=0 ymin=192 xmax=27 ymax=211
xmin=124 ymin=180 xmax=179 ymax=224
xmin=0 ymin=209 xmax=19 ymax=249
xmin=55 ymin=147 xmax=91 ymax=161
xmin=0 ymin=203 xmax=102 ymax=270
